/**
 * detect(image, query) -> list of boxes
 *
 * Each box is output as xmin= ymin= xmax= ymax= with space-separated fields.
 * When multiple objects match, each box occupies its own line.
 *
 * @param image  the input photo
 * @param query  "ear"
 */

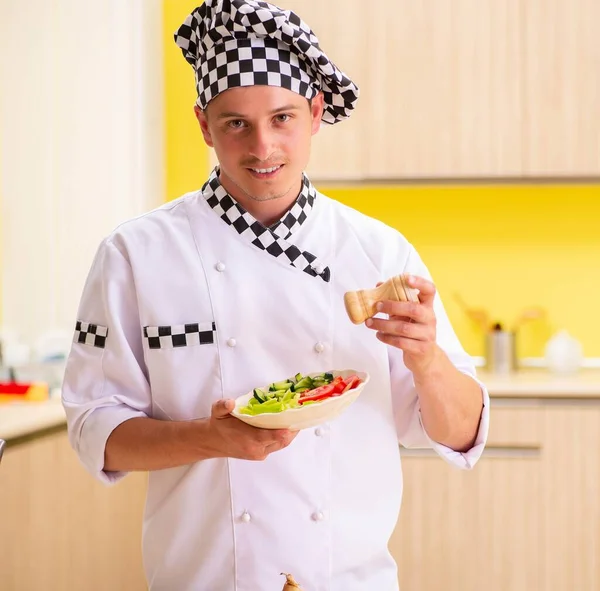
xmin=310 ymin=92 xmax=325 ymax=136
xmin=194 ymin=105 xmax=214 ymax=148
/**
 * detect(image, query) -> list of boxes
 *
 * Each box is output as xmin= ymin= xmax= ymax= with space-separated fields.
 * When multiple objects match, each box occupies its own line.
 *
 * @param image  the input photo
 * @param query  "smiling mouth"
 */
xmin=247 ymin=164 xmax=284 ymax=178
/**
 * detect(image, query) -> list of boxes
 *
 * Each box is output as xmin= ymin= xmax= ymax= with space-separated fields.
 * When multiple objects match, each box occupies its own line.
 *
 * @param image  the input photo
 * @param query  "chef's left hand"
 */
xmin=365 ymin=274 xmax=440 ymax=375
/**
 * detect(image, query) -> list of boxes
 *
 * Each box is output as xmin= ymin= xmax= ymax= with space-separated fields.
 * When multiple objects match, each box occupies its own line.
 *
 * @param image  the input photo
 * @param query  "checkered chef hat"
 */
xmin=174 ymin=0 xmax=359 ymax=125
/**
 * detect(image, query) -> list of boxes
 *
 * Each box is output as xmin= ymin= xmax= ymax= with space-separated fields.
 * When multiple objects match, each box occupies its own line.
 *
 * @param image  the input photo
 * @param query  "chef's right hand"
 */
xmin=207 ymin=399 xmax=299 ymax=461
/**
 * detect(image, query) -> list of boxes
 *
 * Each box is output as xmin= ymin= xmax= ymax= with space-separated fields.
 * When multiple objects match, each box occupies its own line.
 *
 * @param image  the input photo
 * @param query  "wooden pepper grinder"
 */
xmin=343 ymin=274 xmax=420 ymax=325
xmin=281 ymin=573 xmax=304 ymax=590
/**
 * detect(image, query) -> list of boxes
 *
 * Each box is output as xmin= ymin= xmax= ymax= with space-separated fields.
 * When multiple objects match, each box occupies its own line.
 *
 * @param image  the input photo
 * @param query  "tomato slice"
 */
xmin=298 ymin=375 xmax=362 ymax=404
xmin=340 ymin=375 xmax=361 ymax=393
xmin=298 ymin=384 xmax=335 ymax=404
xmin=330 ymin=376 xmax=347 ymax=394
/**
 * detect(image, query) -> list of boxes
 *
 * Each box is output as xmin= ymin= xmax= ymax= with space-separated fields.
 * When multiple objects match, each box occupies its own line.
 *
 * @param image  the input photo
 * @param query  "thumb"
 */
xmin=212 ymin=398 xmax=235 ymax=419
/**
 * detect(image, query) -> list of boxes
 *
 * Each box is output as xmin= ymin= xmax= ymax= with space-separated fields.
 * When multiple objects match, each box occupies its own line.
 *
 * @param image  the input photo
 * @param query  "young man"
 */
xmin=62 ymin=1 xmax=489 ymax=589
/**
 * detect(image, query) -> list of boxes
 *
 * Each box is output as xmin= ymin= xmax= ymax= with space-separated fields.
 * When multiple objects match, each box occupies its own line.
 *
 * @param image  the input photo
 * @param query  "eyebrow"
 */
xmin=216 ymin=104 xmax=301 ymax=120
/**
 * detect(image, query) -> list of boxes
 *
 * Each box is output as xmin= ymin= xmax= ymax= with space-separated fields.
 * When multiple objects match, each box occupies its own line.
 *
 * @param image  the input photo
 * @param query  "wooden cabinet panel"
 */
xmin=522 ymin=0 xmax=600 ymax=176
xmin=485 ymin=404 xmax=543 ymax=446
xmin=540 ymin=405 xmax=600 ymax=590
xmin=390 ymin=401 xmax=600 ymax=591
xmin=392 ymin=453 xmax=543 ymax=591
xmin=0 ymin=432 xmax=148 ymax=591
xmin=280 ymin=0 xmax=599 ymax=180
xmin=390 ymin=406 xmax=543 ymax=591
xmin=366 ymin=0 xmax=523 ymax=180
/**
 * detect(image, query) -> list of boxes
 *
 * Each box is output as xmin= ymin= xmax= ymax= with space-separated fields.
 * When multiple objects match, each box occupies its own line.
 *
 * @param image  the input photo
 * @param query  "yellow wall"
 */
xmin=162 ymin=1 xmax=600 ymax=359
xmin=321 ymin=186 xmax=600 ymax=358
xmin=163 ymin=0 xmax=210 ymax=200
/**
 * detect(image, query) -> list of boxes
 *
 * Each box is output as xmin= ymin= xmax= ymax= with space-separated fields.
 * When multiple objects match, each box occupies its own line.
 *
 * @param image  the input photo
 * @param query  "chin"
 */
xmin=244 ymin=171 xmax=294 ymax=199
xmin=248 ymin=187 xmax=288 ymax=202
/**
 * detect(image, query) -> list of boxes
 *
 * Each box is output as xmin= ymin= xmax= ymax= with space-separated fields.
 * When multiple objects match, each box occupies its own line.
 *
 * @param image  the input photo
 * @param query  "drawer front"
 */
xmin=486 ymin=404 xmax=543 ymax=448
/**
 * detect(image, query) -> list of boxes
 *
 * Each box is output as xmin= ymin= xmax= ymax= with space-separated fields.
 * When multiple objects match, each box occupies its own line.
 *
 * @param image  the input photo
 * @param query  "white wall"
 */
xmin=0 ymin=0 xmax=164 ymax=349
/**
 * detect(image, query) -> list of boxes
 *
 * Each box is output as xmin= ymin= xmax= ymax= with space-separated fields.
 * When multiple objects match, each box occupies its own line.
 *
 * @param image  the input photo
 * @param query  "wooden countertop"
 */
xmin=477 ymin=368 xmax=600 ymax=398
xmin=2 ymin=369 xmax=600 ymax=443
xmin=0 ymin=395 xmax=66 ymax=443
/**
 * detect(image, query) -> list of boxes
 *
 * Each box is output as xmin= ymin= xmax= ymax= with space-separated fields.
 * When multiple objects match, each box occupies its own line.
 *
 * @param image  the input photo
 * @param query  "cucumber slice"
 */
xmin=294 ymin=377 xmax=314 ymax=390
xmin=253 ymin=388 xmax=268 ymax=403
xmin=270 ymin=380 xmax=293 ymax=391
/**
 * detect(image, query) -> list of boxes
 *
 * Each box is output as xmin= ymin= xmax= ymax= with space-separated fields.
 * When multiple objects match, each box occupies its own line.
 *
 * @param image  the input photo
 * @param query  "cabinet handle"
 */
xmin=481 ymin=445 xmax=541 ymax=459
xmin=492 ymin=397 xmax=600 ymax=407
xmin=400 ymin=445 xmax=541 ymax=459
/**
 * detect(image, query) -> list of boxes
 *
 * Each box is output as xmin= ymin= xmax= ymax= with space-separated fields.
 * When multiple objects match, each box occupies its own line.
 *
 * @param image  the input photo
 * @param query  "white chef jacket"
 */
xmin=62 ymin=173 xmax=490 ymax=591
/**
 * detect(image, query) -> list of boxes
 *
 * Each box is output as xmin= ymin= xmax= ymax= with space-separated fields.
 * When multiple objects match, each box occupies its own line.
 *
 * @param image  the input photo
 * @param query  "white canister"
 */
xmin=544 ymin=330 xmax=583 ymax=374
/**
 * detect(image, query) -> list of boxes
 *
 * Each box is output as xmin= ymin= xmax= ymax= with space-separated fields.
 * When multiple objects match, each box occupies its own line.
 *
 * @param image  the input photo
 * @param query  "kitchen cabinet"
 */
xmin=390 ymin=406 xmax=543 ymax=591
xmin=365 ymin=0 xmax=523 ymax=181
xmin=266 ymin=0 xmax=599 ymax=181
xmin=0 ymin=430 xmax=148 ymax=591
xmin=389 ymin=398 xmax=600 ymax=591
xmin=540 ymin=405 xmax=600 ymax=590
xmin=522 ymin=0 xmax=600 ymax=177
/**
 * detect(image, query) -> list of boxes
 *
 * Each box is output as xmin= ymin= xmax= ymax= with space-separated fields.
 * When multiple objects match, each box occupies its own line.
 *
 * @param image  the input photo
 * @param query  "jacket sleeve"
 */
xmin=61 ymin=237 xmax=151 ymax=485
xmin=389 ymin=244 xmax=490 ymax=470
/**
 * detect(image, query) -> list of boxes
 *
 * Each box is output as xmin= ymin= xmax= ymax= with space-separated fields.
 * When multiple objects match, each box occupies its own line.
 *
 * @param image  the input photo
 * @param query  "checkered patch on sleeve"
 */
xmin=74 ymin=321 xmax=108 ymax=349
xmin=143 ymin=322 xmax=217 ymax=350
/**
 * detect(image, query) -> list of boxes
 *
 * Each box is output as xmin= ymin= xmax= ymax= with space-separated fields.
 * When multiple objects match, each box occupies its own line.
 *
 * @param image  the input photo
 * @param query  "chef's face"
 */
xmin=195 ymin=86 xmax=324 ymax=205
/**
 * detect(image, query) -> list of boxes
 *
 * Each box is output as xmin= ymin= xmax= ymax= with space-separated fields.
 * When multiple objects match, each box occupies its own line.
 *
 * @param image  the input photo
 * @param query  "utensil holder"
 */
xmin=485 ymin=326 xmax=517 ymax=374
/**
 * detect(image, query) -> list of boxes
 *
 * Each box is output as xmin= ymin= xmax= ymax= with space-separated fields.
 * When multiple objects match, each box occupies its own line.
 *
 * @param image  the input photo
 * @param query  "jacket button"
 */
xmin=314 ymin=342 xmax=325 ymax=353
xmin=241 ymin=512 xmax=251 ymax=523
xmin=312 ymin=511 xmax=325 ymax=522
xmin=227 ymin=338 xmax=237 ymax=347
xmin=215 ymin=262 xmax=226 ymax=272
xmin=314 ymin=427 xmax=324 ymax=437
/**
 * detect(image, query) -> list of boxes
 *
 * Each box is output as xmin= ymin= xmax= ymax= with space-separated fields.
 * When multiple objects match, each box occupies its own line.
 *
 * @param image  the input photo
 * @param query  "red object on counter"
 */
xmin=0 ymin=382 xmax=29 ymax=395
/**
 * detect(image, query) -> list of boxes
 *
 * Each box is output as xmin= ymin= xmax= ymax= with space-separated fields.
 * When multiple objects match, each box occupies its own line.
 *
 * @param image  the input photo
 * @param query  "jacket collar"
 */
xmin=202 ymin=167 xmax=330 ymax=282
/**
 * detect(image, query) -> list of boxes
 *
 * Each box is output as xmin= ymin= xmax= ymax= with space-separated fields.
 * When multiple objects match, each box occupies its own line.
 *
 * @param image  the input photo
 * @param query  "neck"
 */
xmin=218 ymin=171 xmax=303 ymax=227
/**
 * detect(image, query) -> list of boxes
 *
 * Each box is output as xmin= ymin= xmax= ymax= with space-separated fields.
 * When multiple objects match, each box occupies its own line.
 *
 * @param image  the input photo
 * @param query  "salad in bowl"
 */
xmin=230 ymin=369 xmax=369 ymax=430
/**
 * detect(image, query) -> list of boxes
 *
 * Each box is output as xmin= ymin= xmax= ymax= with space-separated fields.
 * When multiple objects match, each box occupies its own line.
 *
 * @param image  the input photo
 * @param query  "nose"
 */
xmin=247 ymin=124 xmax=276 ymax=163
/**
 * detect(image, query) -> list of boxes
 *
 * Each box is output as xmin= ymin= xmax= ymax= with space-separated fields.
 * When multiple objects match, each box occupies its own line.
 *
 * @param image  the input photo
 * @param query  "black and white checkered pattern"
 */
xmin=202 ymin=168 xmax=330 ymax=282
xmin=74 ymin=321 xmax=108 ymax=349
xmin=143 ymin=322 xmax=216 ymax=350
xmin=174 ymin=0 xmax=359 ymax=125
xmin=194 ymin=37 xmax=316 ymax=112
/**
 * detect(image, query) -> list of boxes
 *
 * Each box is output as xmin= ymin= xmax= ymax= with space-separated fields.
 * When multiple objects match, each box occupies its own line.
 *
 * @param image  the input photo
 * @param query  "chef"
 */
xmin=61 ymin=1 xmax=490 ymax=590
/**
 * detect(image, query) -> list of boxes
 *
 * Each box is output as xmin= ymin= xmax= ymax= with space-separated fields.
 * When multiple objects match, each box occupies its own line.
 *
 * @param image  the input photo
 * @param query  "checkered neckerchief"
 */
xmin=202 ymin=168 xmax=330 ymax=282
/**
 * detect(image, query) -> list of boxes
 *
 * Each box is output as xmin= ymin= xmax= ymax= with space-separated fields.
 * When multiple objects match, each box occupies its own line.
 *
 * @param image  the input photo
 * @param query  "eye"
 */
xmin=227 ymin=120 xmax=246 ymax=129
xmin=275 ymin=113 xmax=290 ymax=123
